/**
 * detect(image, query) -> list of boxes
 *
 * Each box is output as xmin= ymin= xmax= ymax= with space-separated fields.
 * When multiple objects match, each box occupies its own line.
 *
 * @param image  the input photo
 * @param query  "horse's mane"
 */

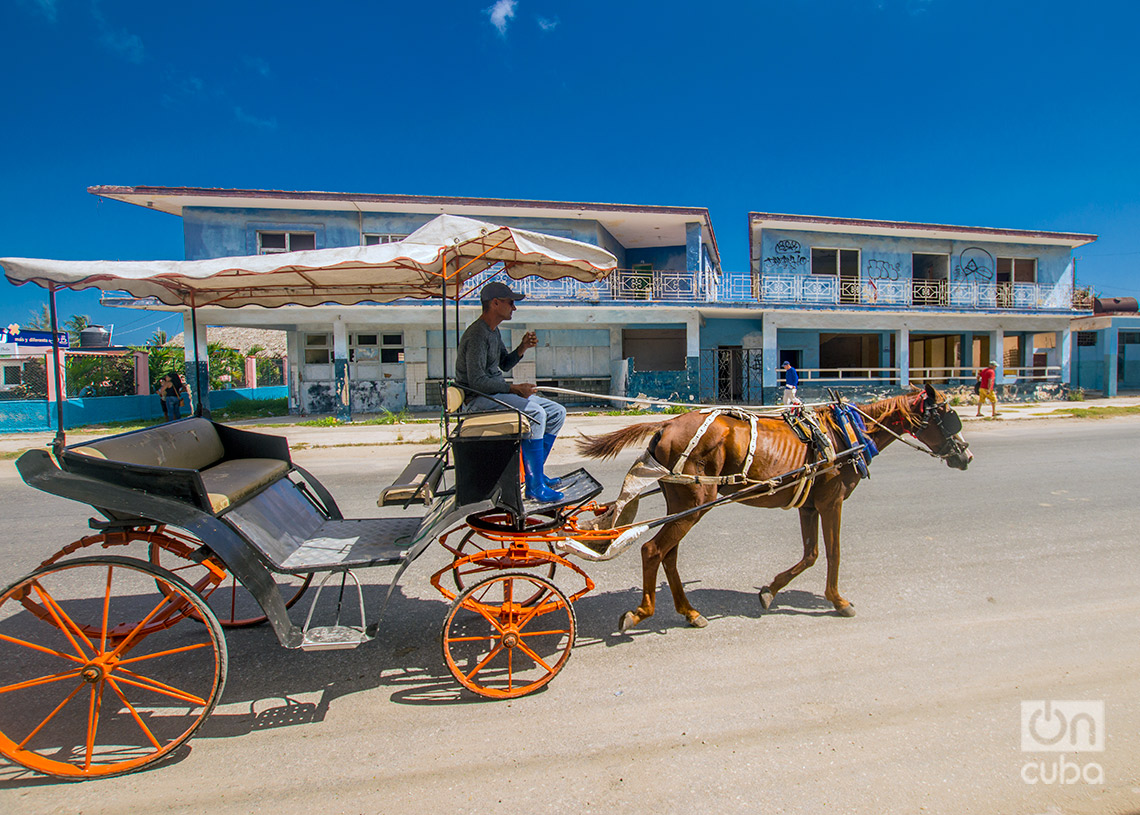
xmin=858 ymin=389 xmax=935 ymax=430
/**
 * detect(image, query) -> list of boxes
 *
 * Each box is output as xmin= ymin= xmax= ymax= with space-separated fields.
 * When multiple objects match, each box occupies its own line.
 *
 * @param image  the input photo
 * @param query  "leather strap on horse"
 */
xmin=661 ymin=408 xmax=761 ymax=487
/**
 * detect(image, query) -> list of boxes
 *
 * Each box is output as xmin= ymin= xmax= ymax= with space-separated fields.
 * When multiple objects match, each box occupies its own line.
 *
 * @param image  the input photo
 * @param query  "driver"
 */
xmin=455 ymin=281 xmax=566 ymax=502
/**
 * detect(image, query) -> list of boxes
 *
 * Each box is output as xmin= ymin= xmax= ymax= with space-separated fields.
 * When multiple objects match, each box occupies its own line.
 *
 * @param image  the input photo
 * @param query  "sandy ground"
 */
xmin=0 ymin=412 xmax=1137 ymax=814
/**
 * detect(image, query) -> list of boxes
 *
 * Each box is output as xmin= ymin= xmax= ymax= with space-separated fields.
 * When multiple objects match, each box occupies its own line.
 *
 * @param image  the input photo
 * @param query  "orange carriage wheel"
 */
xmin=148 ymin=538 xmax=312 ymax=629
xmin=20 ymin=527 xmax=224 ymax=638
xmin=450 ymin=518 xmax=557 ymax=606
xmin=0 ymin=556 xmax=227 ymax=779
xmin=441 ymin=571 xmax=576 ymax=699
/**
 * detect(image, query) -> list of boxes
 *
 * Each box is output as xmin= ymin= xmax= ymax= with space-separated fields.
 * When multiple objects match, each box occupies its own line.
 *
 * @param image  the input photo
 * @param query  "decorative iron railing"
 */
xmin=450 ymin=267 xmax=1080 ymax=311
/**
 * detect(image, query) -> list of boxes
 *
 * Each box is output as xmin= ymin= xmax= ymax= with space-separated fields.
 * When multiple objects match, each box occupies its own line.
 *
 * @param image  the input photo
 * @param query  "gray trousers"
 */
xmin=465 ymin=393 xmax=566 ymax=440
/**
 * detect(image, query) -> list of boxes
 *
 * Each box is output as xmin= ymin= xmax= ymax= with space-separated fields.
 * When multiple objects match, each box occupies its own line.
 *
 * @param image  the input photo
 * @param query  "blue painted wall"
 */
xmin=183 ymin=207 xmax=618 ymax=261
xmin=755 ymin=227 xmax=1074 ymax=301
xmin=626 ymin=246 xmax=688 ymax=272
xmin=0 ymin=386 xmax=289 ymax=433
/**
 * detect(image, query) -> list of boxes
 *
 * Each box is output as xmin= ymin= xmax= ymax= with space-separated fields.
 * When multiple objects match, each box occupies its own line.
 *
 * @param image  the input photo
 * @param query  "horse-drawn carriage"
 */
xmin=0 ymin=217 xmax=972 ymax=779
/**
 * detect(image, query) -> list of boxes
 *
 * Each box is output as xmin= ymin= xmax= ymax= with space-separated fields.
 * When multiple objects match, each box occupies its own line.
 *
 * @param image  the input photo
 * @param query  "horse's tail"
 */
xmin=576 ymin=420 xmax=668 ymax=460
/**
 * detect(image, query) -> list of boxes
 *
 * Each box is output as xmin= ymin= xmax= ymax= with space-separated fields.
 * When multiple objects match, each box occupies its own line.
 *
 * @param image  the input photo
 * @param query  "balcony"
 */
xmin=438 ymin=268 xmax=1085 ymax=313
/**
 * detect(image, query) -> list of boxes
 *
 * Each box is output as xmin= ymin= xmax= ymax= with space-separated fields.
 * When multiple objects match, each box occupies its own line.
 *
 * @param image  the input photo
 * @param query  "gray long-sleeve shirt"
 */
xmin=454 ymin=318 xmax=522 ymax=399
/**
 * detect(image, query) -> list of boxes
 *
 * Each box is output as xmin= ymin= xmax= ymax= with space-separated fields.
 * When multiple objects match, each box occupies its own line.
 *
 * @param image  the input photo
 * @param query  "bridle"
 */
xmin=853 ymin=396 xmax=968 ymax=461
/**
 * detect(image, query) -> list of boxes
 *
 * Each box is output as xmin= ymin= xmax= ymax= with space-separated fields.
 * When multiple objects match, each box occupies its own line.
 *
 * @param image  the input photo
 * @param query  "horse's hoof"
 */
xmin=835 ymin=603 xmax=856 ymax=618
xmin=758 ymin=587 xmax=775 ymax=610
xmin=618 ymin=611 xmax=639 ymax=633
xmin=688 ymin=614 xmax=708 ymax=629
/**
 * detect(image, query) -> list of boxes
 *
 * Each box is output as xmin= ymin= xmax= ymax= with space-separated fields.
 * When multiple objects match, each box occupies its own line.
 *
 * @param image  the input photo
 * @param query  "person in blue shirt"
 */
xmin=781 ymin=361 xmax=800 ymax=405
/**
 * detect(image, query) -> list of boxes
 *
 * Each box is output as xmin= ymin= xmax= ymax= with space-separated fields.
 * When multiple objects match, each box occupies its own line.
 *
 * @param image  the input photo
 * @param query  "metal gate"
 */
xmin=699 ymin=348 xmax=765 ymax=404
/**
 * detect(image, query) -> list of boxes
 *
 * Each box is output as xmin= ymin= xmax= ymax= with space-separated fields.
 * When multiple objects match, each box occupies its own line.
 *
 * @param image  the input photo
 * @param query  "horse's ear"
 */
xmin=924 ymin=383 xmax=937 ymax=402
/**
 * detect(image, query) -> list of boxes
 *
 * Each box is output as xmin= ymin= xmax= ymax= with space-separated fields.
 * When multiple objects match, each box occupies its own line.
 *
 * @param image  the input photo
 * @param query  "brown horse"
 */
xmin=576 ymin=384 xmax=971 ymax=632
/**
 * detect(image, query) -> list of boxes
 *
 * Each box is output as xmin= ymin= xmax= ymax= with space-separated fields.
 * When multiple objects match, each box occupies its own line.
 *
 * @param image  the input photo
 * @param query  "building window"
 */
xmin=1076 ymin=332 xmax=1097 ymax=347
xmin=996 ymin=257 xmax=1037 ymax=283
xmin=363 ymin=234 xmax=408 ymax=246
xmin=622 ymin=328 xmax=686 ymax=371
xmin=258 ymin=231 xmax=316 ymax=254
xmin=381 ymin=333 xmax=404 ymax=363
xmin=304 ymin=333 xmax=331 ymax=364
xmin=1120 ymin=332 xmax=1140 ymax=345
xmin=810 ymin=248 xmax=859 ymax=276
xmin=350 ymin=332 xmax=404 ymax=362
xmin=3 ymin=365 xmax=22 ymax=386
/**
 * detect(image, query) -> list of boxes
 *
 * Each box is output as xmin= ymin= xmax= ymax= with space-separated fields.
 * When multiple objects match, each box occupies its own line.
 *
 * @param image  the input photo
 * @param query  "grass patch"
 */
xmin=211 ymin=397 xmax=289 ymax=421
xmin=0 ymin=450 xmax=24 ymax=460
xmin=1049 ymin=405 xmax=1140 ymax=419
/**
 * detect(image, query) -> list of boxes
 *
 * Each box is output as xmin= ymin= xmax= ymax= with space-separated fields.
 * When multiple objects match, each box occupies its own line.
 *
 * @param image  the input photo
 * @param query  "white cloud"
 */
xmin=486 ymin=0 xmax=517 ymax=36
xmin=235 ymin=106 xmax=278 ymax=130
xmin=28 ymin=0 xmax=59 ymax=22
xmin=536 ymin=15 xmax=559 ymax=31
xmin=244 ymin=56 xmax=271 ymax=78
xmin=91 ymin=1 xmax=144 ymax=63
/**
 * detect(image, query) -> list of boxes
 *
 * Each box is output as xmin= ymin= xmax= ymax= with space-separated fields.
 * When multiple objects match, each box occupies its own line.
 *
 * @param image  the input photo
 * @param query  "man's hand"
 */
xmin=517 ymin=330 xmax=538 ymax=353
xmin=510 ymin=382 xmax=537 ymax=398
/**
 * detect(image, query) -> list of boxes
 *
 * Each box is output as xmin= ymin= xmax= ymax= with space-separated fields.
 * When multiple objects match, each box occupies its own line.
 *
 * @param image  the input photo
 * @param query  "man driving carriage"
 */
xmin=455 ymin=280 xmax=566 ymax=502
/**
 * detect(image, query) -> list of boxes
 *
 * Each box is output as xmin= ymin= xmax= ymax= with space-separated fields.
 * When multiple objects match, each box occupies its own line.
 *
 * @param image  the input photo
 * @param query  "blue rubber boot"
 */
xmin=541 ymin=433 xmax=562 ymax=489
xmin=522 ymin=438 xmax=563 ymax=502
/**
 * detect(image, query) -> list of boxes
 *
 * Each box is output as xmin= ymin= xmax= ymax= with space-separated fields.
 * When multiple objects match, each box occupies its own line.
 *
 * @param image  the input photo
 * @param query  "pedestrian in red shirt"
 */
xmin=976 ymin=361 xmax=998 ymax=417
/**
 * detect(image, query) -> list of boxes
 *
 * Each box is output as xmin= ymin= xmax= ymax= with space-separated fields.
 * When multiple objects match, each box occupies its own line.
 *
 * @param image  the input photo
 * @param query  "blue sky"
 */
xmin=1 ymin=0 xmax=1137 ymax=344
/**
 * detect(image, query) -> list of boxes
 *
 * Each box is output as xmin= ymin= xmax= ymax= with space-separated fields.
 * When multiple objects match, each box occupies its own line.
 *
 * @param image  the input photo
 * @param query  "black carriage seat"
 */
xmin=62 ymin=418 xmax=292 ymax=515
xmin=444 ymin=385 xmax=530 ymax=438
xmin=378 ymin=451 xmax=446 ymax=506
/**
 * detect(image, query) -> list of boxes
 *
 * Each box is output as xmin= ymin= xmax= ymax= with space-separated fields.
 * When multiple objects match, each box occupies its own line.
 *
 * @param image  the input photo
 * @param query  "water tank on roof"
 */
xmin=79 ymin=325 xmax=113 ymax=348
xmin=1092 ymin=297 xmax=1138 ymax=314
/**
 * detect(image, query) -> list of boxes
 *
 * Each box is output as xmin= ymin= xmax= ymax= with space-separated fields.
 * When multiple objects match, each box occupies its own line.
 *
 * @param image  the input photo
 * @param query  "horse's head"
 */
xmin=910 ymin=384 xmax=972 ymax=470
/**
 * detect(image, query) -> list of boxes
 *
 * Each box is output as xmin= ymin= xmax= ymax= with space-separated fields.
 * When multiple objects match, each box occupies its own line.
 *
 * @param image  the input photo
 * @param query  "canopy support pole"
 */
xmin=189 ymin=304 xmax=210 ymax=419
xmin=47 ymin=284 xmax=66 ymax=457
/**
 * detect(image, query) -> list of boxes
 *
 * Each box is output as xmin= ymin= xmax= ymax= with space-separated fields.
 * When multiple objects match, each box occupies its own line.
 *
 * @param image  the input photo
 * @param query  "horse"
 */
xmin=576 ymin=384 xmax=971 ymax=632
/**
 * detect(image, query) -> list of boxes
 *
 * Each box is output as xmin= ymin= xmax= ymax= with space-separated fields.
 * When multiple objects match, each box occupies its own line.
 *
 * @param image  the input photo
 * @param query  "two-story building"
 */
xmin=90 ymin=186 xmax=1096 ymax=414
xmin=90 ymin=186 xmax=721 ymax=416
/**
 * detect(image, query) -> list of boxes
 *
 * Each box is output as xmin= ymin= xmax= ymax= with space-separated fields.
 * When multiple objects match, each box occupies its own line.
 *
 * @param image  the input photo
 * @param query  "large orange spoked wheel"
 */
xmin=20 ymin=528 xmax=224 ymax=638
xmin=0 ymin=556 xmax=227 ymax=779
xmin=148 ymin=538 xmax=312 ymax=628
xmin=441 ymin=572 xmax=575 ymax=699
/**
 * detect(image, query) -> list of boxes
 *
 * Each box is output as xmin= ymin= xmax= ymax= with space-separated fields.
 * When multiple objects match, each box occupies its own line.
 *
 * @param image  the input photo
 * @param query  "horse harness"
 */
xmin=659 ymin=404 xmax=869 ymax=510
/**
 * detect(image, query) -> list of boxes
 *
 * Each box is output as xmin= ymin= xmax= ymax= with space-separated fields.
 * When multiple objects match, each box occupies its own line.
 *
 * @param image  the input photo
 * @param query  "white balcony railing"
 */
xmin=454 ymin=267 xmax=1078 ymax=312
xmin=782 ymin=366 xmax=1062 ymax=384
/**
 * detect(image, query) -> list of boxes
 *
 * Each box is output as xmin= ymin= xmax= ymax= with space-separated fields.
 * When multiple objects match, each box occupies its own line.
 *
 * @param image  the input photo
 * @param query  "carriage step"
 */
xmin=300 ymin=625 xmax=371 ymax=651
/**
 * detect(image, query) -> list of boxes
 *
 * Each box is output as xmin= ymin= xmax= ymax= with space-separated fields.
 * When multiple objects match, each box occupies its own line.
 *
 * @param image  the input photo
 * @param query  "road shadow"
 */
xmin=753 ymin=588 xmax=841 ymax=616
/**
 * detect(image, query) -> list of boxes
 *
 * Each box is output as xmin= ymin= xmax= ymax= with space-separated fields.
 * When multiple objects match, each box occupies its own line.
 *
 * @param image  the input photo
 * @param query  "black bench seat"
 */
xmin=225 ymin=480 xmax=425 ymax=573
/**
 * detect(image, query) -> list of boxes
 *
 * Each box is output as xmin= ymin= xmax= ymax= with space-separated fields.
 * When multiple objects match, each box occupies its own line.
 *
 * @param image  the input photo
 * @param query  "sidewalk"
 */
xmin=3 ymin=396 xmax=1138 ymax=456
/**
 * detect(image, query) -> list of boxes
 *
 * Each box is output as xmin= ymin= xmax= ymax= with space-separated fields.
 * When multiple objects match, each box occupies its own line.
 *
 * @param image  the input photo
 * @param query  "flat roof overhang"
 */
xmin=89 ymin=185 xmax=721 ymax=267
xmin=749 ymin=212 xmax=1097 ymax=249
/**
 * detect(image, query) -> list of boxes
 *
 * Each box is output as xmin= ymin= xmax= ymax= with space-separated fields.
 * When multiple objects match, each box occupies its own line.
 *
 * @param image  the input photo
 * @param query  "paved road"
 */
xmin=1 ymin=417 xmax=1138 ymax=814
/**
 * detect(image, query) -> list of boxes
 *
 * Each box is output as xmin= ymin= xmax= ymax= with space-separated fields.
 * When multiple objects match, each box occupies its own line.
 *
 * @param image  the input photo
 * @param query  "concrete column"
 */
xmin=762 ymin=317 xmax=778 ymax=391
xmin=1058 ymin=328 xmax=1072 ymax=385
xmin=961 ymin=332 xmax=974 ymax=376
xmin=685 ymin=222 xmax=702 ymax=273
xmin=1105 ymin=328 xmax=1119 ymax=397
xmin=285 ymin=330 xmax=301 ymax=413
xmin=404 ymin=327 xmax=428 ymax=406
xmin=135 ymin=350 xmax=150 ymax=395
xmin=684 ymin=312 xmax=701 ymax=358
xmin=182 ymin=311 xmax=210 ymax=417
xmin=991 ymin=329 xmax=1005 ymax=384
xmin=244 ymin=357 xmax=258 ymax=390
xmin=896 ymin=327 xmax=910 ymax=388
xmin=333 ymin=317 xmax=350 ymax=422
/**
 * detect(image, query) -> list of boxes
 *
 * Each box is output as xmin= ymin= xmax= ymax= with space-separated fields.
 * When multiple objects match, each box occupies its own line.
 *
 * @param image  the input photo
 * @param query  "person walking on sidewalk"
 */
xmin=976 ymin=360 xmax=998 ymax=418
xmin=455 ymin=281 xmax=566 ymax=502
xmin=781 ymin=360 xmax=800 ymax=405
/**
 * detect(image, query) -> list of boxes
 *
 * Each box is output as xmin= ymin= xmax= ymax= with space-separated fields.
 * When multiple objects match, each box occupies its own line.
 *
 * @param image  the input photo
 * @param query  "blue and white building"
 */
xmin=90 ymin=186 xmax=1097 ymax=415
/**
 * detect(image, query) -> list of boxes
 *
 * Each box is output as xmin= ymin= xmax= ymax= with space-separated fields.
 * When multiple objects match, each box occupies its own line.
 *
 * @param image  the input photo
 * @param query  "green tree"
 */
xmin=64 ymin=315 xmax=92 ymax=346
xmin=149 ymin=329 xmax=168 ymax=346
xmin=24 ymin=305 xmax=51 ymax=330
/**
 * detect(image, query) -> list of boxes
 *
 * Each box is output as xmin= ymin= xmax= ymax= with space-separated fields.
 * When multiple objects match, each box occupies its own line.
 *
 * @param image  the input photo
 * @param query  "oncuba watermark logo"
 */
xmin=1020 ymin=700 xmax=1104 ymax=785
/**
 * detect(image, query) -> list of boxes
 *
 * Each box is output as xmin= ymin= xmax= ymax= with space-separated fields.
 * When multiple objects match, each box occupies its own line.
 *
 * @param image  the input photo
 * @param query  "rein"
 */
xmin=850 ymin=401 xmax=962 ymax=460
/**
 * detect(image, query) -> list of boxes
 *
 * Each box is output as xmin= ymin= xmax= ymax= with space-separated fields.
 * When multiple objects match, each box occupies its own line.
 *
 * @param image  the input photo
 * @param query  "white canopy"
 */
xmin=0 ymin=214 xmax=617 ymax=309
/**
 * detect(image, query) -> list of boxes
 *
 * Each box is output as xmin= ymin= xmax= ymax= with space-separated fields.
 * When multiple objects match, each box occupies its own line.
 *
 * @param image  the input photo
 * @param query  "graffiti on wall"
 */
xmin=865 ymin=258 xmax=902 ymax=280
xmin=953 ymin=246 xmax=995 ymax=282
xmin=764 ymin=239 xmax=808 ymax=272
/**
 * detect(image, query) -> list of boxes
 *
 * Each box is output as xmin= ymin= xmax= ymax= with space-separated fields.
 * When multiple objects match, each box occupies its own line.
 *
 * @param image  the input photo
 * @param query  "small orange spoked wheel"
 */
xmin=0 ymin=556 xmax=227 ymax=779
xmin=441 ymin=572 xmax=575 ymax=699
xmin=451 ymin=526 xmax=557 ymax=606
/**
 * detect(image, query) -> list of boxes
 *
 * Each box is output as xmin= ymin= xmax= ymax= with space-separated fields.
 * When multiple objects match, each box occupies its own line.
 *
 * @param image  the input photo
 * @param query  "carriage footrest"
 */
xmin=299 ymin=625 xmax=372 ymax=651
